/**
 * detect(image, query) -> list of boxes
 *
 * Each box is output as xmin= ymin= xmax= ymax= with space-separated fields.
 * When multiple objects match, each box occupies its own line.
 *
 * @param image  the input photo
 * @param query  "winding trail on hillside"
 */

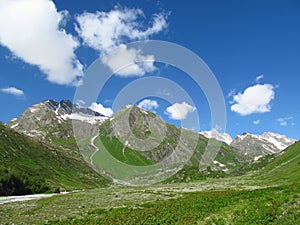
xmin=90 ymin=134 xmax=100 ymax=167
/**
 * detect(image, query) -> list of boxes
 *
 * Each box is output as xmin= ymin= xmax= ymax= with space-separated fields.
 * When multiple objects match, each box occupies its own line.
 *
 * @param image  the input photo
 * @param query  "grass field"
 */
xmin=0 ymin=175 xmax=299 ymax=224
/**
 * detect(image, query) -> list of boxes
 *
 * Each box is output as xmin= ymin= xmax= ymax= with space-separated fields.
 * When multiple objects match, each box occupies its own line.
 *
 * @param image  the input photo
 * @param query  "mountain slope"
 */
xmin=0 ymin=123 xmax=109 ymax=195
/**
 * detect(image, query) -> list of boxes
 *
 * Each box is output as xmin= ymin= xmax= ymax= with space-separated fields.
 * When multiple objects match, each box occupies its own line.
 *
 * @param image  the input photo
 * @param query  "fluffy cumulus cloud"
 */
xmin=277 ymin=117 xmax=293 ymax=126
xmin=230 ymin=84 xmax=275 ymax=116
xmin=138 ymin=99 xmax=159 ymax=111
xmin=101 ymin=44 xmax=155 ymax=77
xmin=0 ymin=0 xmax=83 ymax=85
xmin=76 ymin=8 xmax=168 ymax=77
xmin=165 ymin=102 xmax=196 ymax=120
xmin=89 ymin=102 xmax=113 ymax=117
xmin=1 ymin=87 xmax=24 ymax=96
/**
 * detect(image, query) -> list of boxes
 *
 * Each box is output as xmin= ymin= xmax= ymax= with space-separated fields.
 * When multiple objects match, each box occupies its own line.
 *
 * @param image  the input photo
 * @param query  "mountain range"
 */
xmin=9 ymin=100 xmax=296 ymax=160
xmin=1 ymin=99 xmax=298 ymax=190
xmin=200 ymin=129 xmax=296 ymax=160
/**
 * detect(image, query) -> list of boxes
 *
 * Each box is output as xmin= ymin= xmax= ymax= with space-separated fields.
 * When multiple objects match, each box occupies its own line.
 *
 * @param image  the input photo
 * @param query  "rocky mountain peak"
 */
xmin=7 ymin=99 xmax=108 ymax=140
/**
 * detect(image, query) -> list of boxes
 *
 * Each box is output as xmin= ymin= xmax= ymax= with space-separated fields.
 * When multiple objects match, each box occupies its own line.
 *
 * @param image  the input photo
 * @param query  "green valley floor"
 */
xmin=0 ymin=175 xmax=299 ymax=224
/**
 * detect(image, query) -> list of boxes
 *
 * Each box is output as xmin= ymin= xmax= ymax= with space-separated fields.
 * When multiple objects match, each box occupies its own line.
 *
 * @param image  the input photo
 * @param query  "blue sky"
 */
xmin=0 ymin=0 xmax=300 ymax=139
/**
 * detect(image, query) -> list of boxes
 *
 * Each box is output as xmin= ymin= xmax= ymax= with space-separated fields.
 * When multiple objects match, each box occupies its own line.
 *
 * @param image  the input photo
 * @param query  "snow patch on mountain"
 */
xmin=254 ymin=155 xmax=263 ymax=161
xmin=10 ymin=123 xmax=19 ymax=129
xmin=59 ymin=113 xmax=108 ymax=125
xmin=213 ymin=160 xmax=229 ymax=172
xmin=29 ymin=108 xmax=38 ymax=113
xmin=200 ymin=129 xmax=233 ymax=145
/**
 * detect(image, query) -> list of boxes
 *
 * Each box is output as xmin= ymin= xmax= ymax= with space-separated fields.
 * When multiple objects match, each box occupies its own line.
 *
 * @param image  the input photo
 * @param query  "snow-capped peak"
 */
xmin=235 ymin=132 xmax=296 ymax=151
xmin=200 ymin=129 xmax=233 ymax=145
xmin=231 ymin=131 xmax=297 ymax=160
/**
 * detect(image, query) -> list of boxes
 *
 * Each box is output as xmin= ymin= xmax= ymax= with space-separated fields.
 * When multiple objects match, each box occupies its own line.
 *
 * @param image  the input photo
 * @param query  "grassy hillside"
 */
xmin=258 ymin=140 xmax=300 ymax=184
xmin=0 ymin=123 xmax=109 ymax=195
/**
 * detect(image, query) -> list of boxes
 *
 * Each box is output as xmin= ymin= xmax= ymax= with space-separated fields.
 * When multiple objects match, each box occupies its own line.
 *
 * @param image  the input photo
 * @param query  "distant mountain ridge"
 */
xmin=200 ymin=129 xmax=296 ymax=160
xmin=231 ymin=132 xmax=296 ymax=160
xmin=7 ymin=99 xmax=297 ymax=162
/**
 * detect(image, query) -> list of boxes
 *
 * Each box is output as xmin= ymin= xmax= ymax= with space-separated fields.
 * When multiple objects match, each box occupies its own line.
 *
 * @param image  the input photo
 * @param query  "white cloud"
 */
xmin=138 ymin=99 xmax=159 ymax=111
xmin=256 ymin=75 xmax=264 ymax=83
xmin=89 ymin=102 xmax=113 ymax=117
xmin=1 ymin=87 xmax=24 ymax=96
xmin=101 ymin=44 xmax=155 ymax=77
xmin=253 ymin=119 xmax=260 ymax=125
xmin=76 ymin=8 xmax=168 ymax=77
xmin=76 ymin=8 xmax=167 ymax=52
xmin=277 ymin=117 xmax=293 ymax=127
xmin=165 ymin=102 xmax=196 ymax=120
xmin=230 ymin=84 xmax=275 ymax=116
xmin=0 ymin=0 xmax=83 ymax=85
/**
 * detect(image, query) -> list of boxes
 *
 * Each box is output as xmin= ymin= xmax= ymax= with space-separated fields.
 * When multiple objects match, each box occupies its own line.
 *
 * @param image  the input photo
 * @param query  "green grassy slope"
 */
xmin=258 ymin=140 xmax=300 ymax=184
xmin=98 ymin=120 xmax=153 ymax=166
xmin=0 ymin=123 xmax=109 ymax=195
